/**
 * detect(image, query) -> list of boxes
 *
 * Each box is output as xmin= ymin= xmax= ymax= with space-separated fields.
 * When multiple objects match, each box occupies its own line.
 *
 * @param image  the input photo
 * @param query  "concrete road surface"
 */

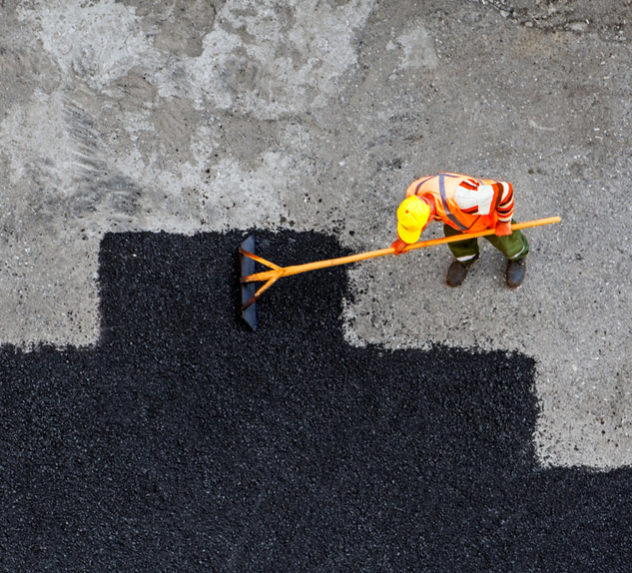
xmin=1 ymin=0 xmax=631 ymax=468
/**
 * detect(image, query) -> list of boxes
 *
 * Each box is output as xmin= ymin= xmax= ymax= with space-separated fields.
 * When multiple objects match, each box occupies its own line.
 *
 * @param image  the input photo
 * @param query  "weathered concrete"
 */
xmin=1 ymin=0 xmax=631 ymax=467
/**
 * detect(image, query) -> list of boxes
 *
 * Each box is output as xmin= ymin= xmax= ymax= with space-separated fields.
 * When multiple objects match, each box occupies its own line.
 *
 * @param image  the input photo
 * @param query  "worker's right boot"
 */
xmin=506 ymin=256 xmax=527 ymax=288
xmin=446 ymin=256 xmax=478 ymax=287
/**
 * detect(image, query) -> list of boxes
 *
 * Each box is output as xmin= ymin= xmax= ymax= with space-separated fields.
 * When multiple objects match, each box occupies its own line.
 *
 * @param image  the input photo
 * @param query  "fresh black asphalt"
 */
xmin=0 ymin=230 xmax=630 ymax=571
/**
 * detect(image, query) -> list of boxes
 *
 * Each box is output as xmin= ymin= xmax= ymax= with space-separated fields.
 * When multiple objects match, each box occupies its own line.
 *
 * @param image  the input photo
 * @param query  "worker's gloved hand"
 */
xmin=391 ymin=238 xmax=408 ymax=255
xmin=494 ymin=221 xmax=513 ymax=237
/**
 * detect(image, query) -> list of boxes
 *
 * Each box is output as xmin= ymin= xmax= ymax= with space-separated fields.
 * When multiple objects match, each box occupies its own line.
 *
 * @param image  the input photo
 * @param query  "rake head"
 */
xmin=239 ymin=234 xmax=258 ymax=331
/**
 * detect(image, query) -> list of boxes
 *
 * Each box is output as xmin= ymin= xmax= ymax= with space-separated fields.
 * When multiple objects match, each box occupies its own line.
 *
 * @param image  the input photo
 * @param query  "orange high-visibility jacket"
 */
xmin=405 ymin=172 xmax=514 ymax=233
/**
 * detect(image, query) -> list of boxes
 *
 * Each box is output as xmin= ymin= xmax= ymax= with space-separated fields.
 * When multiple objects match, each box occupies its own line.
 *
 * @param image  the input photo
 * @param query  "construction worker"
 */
xmin=392 ymin=173 xmax=529 ymax=288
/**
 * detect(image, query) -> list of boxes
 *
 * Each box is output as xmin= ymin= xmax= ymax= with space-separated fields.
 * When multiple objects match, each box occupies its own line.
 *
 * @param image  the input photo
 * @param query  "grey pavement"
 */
xmin=1 ymin=0 xmax=631 ymax=468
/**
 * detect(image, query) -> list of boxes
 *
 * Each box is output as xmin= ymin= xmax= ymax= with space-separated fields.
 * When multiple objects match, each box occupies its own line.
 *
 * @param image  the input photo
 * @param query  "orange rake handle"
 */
xmin=240 ymin=216 xmax=561 ymax=309
xmin=242 ymin=216 xmax=560 ymax=282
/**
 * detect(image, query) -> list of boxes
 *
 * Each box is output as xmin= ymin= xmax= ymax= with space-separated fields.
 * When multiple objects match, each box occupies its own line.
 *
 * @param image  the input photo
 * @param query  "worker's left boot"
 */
xmin=446 ymin=255 xmax=478 ymax=287
xmin=506 ymin=257 xmax=527 ymax=288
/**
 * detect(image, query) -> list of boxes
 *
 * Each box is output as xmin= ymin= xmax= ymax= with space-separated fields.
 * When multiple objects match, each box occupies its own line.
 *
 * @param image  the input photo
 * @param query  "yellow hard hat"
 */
xmin=397 ymin=195 xmax=430 ymax=244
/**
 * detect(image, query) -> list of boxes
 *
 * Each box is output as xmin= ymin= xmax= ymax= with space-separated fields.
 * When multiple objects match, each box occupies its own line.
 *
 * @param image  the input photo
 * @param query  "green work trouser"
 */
xmin=443 ymin=222 xmax=529 ymax=263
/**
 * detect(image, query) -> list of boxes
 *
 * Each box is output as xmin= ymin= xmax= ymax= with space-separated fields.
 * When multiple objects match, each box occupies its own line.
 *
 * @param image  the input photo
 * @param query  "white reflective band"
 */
xmin=500 ymin=181 xmax=510 ymax=201
xmin=457 ymin=254 xmax=477 ymax=262
xmin=510 ymin=246 xmax=527 ymax=260
xmin=454 ymin=184 xmax=494 ymax=215
xmin=476 ymin=185 xmax=494 ymax=215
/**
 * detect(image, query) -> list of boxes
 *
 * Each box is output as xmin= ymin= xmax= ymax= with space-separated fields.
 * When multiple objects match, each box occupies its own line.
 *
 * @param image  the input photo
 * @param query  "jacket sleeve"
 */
xmin=494 ymin=181 xmax=514 ymax=223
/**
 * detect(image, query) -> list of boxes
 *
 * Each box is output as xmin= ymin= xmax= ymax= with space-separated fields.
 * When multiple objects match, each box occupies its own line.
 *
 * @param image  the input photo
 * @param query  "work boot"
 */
xmin=506 ymin=257 xmax=527 ymax=288
xmin=446 ymin=256 xmax=478 ymax=287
